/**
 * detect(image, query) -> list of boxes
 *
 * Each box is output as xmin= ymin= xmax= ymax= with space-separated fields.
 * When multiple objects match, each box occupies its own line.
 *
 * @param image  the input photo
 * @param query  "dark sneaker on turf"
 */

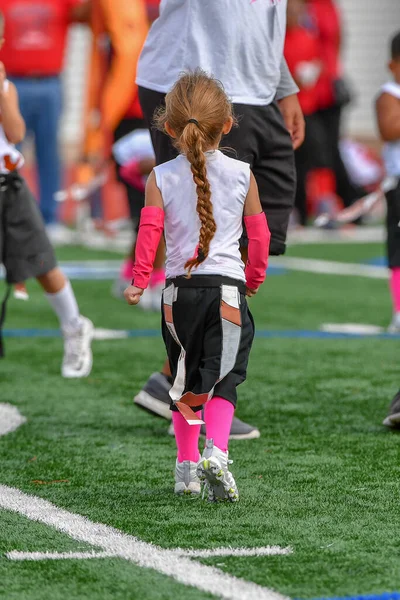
xmin=383 ymin=389 xmax=400 ymax=428
xmin=168 ymin=415 xmax=260 ymax=440
xmin=134 ymin=372 xmax=172 ymax=420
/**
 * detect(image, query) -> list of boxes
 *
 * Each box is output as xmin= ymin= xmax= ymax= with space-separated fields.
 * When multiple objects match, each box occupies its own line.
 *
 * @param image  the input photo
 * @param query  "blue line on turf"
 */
xmin=306 ymin=593 xmax=400 ymax=600
xmin=1 ymin=263 xmax=286 ymax=280
xmin=3 ymin=329 xmax=400 ymax=339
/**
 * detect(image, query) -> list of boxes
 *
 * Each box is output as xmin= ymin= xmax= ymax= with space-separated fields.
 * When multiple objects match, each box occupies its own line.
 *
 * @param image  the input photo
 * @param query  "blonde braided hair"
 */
xmin=154 ymin=70 xmax=234 ymax=275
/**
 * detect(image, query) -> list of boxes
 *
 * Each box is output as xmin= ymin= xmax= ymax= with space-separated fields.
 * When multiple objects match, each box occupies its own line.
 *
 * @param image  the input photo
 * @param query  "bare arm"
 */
xmin=99 ymin=0 xmax=149 ymax=133
xmin=145 ymin=171 xmax=164 ymax=208
xmin=376 ymin=92 xmax=400 ymax=142
xmin=244 ymin=171 xmax=263 ymax=216
xmin=0 ymin=64 xmax=25 ymax=145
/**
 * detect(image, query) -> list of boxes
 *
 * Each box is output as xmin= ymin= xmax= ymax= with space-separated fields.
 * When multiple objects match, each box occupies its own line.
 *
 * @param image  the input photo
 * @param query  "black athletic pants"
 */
xmin=386 ymin=179 xmax=400 ymax=268
xmin=162 ymin=276 xmax=255 ymax=411
xmin=138 ymin=87 xmax=296 ymax=256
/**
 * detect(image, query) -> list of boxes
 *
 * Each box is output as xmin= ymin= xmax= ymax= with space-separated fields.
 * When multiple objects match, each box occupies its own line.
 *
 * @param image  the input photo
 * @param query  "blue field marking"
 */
xmin=4 ymin=328 xmax=400 ymax=340
xmin=0 ymin=262 xmax=285 ymax=281
xmin=307 ymin=593 xmax=400 ymax=600
xmin=363 ymin=256 xmax=387 ymax=267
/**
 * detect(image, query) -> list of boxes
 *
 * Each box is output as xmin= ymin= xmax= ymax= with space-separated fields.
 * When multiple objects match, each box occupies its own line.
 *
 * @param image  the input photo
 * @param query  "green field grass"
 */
xmin=1 ymin=242 xmax=399 ymax=600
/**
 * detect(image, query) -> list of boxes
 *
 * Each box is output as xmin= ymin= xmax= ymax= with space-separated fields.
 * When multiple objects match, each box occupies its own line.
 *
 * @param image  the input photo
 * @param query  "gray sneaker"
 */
xmin=383 ymin=389 xmax=400 ymax=427
xmin=388 ymin=314 xmax=400 ymax=334
xmin=175 ymin=459 xmax=201 ymax=496
xmin=134 ymin=372 xmax=172 ymax=420
xmin=197 ymin=439 xmax=239 ymax=502
xmin=168 ymin=415 xmax=260 ymax=440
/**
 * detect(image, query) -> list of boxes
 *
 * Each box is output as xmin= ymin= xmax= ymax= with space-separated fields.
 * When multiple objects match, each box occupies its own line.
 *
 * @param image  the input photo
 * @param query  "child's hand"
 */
xmin=124 ymin=285 xmax=144 ymax=305
xmin=246 ymin=287 xmax=257 ymax=297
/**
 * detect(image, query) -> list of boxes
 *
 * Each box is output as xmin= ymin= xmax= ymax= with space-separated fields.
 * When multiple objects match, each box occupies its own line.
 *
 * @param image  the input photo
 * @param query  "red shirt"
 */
xmin=307 ymin=0 xmax=342 ymax=109
xmin=0 ymin=0 xmax=81 ymax=77
xmin=284 ymin=26 xmax=321 ymax=116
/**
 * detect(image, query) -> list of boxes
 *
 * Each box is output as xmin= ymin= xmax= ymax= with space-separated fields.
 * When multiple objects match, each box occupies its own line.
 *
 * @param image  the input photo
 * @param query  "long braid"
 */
xmin=182 ymin=124 xmax=216 ymax=275
xmin=153 ymin=70 xmax=235 ymax=276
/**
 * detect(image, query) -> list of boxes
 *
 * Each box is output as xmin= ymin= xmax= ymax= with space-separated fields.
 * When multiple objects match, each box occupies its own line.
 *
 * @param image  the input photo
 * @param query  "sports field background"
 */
xmin=1 ymin=239 xmax=399 ymax=600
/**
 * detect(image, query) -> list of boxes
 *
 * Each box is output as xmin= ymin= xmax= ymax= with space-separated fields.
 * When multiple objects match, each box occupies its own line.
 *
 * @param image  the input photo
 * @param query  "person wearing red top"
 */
xmin=306 ymin=0 xmax=365 ymax=209
xmin=285 ymin=0 xmax=330 ymax=224
xmin=0 ymin=0 xmax=88 ymax=241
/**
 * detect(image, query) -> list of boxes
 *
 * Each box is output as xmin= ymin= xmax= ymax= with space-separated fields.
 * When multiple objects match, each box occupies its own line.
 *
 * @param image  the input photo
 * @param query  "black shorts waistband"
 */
xmin=166 ymin=275 xmax=246 ymax=295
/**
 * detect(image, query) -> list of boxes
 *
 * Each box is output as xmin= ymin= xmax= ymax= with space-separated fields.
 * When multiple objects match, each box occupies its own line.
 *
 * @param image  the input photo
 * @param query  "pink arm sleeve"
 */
xmin=244 ymin=212 xmax=271 ymax=290
xmin=131 ymin=206 xmax=165 ymax=289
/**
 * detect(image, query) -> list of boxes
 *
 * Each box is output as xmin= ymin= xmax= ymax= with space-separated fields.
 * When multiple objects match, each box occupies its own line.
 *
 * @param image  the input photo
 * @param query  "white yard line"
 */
xmin=0 ymin=485 xmax=289 ymax=600
xmin=6 ymin=550 xmax=117 ymax=561
xmin=271 ymin=256 xmax=387 ymax=279
xmin=7 ymin=546 xmax=292 ymax=562
xmin=287 ymin=226 xmax=384 ymax=245
xmin=178 ymin=546 xmax=293 ymax=558
xmin=0 ymin=404 xmax=26 ymax=438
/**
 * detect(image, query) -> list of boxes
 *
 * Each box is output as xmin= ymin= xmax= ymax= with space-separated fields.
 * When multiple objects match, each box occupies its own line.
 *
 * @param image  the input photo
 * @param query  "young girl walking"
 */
xmin=124 ymin=71 xmax=270 ymax=501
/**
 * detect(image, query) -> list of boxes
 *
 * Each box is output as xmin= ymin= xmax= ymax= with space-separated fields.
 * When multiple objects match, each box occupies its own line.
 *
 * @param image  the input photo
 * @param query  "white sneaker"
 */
xmin=62 ymin=316 xmax=94 ymax=378
xmin=388 ymin=313 xmax=400 ymax=334
xmin=13 ymin=284 xmax=29 ymax=301
xmin=46 ymin=223 xmax=76 ymax=247
xmin=174 ymin=459 xmax=201 ymax=496
xmin=197 ymin=439 xmax=239 ymax=502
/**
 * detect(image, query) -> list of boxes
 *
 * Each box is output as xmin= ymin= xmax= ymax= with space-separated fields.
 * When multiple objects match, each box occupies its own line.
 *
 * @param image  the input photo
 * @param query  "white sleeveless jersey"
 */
xmin=380 ymin=82 xmax=400 ymax=177
xmin=154 ymin=150 xmax=250 ymax=281
xmin=137 ymin=0 xmax=287 ymax=106
xmin=0 ymin=81 xmax=24 ymax=174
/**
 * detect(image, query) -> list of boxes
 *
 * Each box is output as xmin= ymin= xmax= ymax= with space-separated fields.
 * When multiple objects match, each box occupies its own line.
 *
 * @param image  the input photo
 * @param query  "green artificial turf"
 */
xmin=1 ymin=242 xmax=399 ymax=600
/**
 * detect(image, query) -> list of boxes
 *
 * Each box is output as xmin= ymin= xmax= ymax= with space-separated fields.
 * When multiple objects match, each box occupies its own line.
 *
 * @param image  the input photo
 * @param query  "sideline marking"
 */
xmin=0 ymin=485 xmax=289 ymax=600
xmin=4 ymin=328 xmax=400 ymax=340
xmin=7 ymin=545 xmax=292 ymax=562
xmin=0 ymin=404 xmax=26 ymax=438
xmin=271 ymin=256 xmax=387 ymax=279
xmin=320 ymin=323 xmax=384 ymax=335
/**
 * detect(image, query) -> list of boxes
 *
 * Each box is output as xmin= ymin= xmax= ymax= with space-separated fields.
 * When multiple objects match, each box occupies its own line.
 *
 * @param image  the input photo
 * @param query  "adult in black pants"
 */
xmin=133 ymin=0 xmax=305 ymax=440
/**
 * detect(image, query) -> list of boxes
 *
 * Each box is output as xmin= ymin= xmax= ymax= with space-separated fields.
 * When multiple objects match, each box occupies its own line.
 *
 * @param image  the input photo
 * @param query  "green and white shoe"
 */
xmin=174 ymin=459 xmax=201 ymax=496
xmin=197 ymin=439 xmax=239 ymax=502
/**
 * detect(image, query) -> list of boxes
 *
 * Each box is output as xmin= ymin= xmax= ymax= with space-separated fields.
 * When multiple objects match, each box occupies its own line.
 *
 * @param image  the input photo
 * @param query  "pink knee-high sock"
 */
xmin=172 ymin=411 xmax=201 ymax=463
xmin=204 ymin=396 xmax=235 ymax=452
xmin=390 ymin=268 xmax=400 ymax=313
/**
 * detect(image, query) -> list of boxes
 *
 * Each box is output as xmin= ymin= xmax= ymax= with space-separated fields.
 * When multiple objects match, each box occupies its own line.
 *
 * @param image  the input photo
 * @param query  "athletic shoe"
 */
xmin=62 ymin=316 xmax=94 ymax=378
xmin=174 ymin=459 xmax=201 ymax=496
xmin=197 ymin=439 xmax=239 ymax=502
xmin=133 ymin=372 xmax=172 ymax=419
xmin=46 ymin=223 xmax=76 ymax=246
xmin=383 ymin=389 xmax=400 ymax=428
xmin=13 ymin=283 xmax=29 ymax=301
xmin=388 ymin=313 xmax=400 ymax=334
xmin=168 ymin=415 xmax=260 ymax=440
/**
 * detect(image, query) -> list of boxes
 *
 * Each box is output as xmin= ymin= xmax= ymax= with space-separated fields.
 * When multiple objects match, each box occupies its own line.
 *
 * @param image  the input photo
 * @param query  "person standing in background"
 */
xmin=0 ymin=0 xmax=90 ymax=245
xmin=285 ymin=0 xmax=329 ymax=225
xmin=306 ymin=0 xmax=365 ymax=209
xmin=81 ymin=0 xmax=163 ymax=306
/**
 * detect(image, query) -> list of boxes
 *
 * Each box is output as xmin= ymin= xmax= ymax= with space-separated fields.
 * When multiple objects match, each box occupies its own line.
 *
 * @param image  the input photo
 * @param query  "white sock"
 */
xmin=45 ymin=280 xmax=82 ymax=330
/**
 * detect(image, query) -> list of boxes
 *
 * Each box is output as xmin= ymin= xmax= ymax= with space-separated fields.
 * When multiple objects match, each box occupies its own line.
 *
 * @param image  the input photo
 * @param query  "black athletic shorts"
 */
xmin=161 ymin=275 xmax=255 ymax=412
xmin=138 ymin=86 xmax=296 ymax=256
xmin=0 ymin=172 xmax=57 ymax=284
xmin=386 ymin=179 xmax=400 ymax=268
xmin=114 ymin=117 xmax=147 ymax=223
